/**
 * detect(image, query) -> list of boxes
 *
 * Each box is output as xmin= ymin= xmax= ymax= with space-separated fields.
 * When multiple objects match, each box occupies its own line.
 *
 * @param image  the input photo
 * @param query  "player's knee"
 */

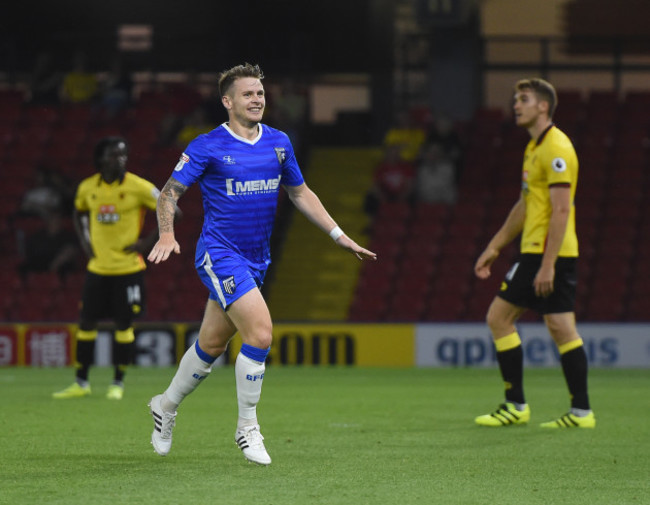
xmin=249 ymin=333 xmax=272 ymax=349
xmin=545 ymin=319 xmax=560 ymax=338
xmin=549 ymin=327 xmax=580 ymax=347
xmin=202 ymin=341 xmax=228 ymax=356
xmin=545 ymin=317 xmax=576 ymax=343
xmin=244 ymin=323 xmax=273 ymax=349
xmin=485 ymin=310 xmax=494 ymax=329
xmin=195 ymin=334 xmax=220 ymax=355
xmin=197 ymin=329 xmax=233 ymax=357
xmin=485 ymin=308 xmax=503 ymax=334
xmin=486 ymin=300 xmax=519 ymax=337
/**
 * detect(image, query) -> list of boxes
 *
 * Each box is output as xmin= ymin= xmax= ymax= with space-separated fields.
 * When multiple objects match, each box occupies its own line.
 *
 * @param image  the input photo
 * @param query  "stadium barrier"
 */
xmin=0 ymin=322 xmax=648 ymax=368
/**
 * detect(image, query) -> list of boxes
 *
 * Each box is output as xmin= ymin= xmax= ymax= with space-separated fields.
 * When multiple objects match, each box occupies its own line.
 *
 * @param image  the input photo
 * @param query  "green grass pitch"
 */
xmin=1 ymin=366 xmax=648 ymax=505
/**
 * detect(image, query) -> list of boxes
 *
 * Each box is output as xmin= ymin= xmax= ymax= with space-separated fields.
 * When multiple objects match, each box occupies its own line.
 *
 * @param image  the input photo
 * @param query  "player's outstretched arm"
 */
xmin=148 ymin=177 xmax=187 ymax=264
xmin=284 ymin=183 xmax=377 ymax=261
xmin=333 ymin=233 xmax=377 ymax=261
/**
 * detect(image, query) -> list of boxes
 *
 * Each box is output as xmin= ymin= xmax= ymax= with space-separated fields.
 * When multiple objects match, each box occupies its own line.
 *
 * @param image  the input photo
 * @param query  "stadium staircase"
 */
xmin=266 ymin=147 xmax=382 ymax=321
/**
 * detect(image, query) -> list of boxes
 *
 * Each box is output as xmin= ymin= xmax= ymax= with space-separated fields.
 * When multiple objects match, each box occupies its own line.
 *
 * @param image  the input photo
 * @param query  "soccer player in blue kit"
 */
xmin=147 ymin=63 xmax=376 ymax=465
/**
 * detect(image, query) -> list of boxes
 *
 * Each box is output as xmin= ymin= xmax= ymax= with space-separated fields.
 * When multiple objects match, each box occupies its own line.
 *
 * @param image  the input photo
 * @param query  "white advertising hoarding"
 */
xmin=416 ymin=323 xmax=650 ymax=367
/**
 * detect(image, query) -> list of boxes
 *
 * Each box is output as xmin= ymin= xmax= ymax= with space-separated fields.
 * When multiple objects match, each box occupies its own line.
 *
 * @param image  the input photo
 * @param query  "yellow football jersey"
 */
xmin=520 ymin=126 xmax=579 ymax=257
xmin=75 ymin=172 xmax=160 ymax=275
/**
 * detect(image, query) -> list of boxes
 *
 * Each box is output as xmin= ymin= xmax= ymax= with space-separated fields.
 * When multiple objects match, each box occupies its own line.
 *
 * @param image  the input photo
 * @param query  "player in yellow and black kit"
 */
xmin=473 ymin=78 xmax=595 ymax=428
xmin=53 ymin=137 xmax=165 ymax=400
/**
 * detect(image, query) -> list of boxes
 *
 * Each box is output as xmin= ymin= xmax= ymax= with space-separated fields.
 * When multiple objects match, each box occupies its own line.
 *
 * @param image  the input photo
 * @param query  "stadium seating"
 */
xmin=0 ymin=87 xmax=208 ymax=323
xmin=0 ymin=86 xmax=648 ymax=323
xmin=349 ymin=92 xmax=648 ymax=323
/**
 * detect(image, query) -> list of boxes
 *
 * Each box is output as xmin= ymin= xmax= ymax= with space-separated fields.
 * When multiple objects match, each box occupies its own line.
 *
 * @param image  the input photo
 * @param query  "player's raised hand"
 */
xmin=335 ymin=235 xmax=377 ymax=261
xmin=474 ymin=247 xmax=499 ymax=280
xmin=148 ymin=233 xmax=181 ymax=264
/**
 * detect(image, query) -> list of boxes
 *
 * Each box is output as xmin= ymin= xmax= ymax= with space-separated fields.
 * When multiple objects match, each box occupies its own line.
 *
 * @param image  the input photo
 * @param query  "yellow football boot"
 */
xmin=52 ymin=382 xmax=91 ymax=399
xmin=106 ymin=384 xmax=124 ymax=400
xmin=475 ymin=402 xmax=530 ymax=426
xmin=540 ymin=412 xmax=596 ymax=429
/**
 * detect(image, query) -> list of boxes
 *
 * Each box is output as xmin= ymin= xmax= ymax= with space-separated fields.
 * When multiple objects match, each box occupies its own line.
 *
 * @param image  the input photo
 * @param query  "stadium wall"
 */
xmin=1 ymin=323 xmax=648 ymax=368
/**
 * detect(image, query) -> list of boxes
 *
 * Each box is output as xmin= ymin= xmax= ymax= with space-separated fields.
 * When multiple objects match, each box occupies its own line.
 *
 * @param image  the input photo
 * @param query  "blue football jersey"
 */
xmin=172 ymin=123 xmax=305 ymax=269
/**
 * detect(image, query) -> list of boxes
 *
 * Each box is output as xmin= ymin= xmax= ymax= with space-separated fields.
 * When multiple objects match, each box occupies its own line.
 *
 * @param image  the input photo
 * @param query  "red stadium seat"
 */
xmin=586 ymin=90 xmax=619 ymax=109
xmin=0 ymin=89 xmax=26 ymax=105
xmin=430 ymin=272 xmax=473 ymax=299
xmin=130 ymin=105 xmax=168 ymax=125
xmin=59 ymin=104 xmax=93 ymax=125
xmin=391 ymin=270 xmax=431 ymax=295
xmin=371 ymin=221 xmax=409 ymax=242
xmin=464 ymin=290 xmax=498 ymax=320
xmin=136 ymin=89 xmax=169 ymax=108
xmin=595 ymin=241 xmax=634 ymax=261
xmin=626 ymin=296 xmax=650 ymax=321
xmin=557 ymin=89 xmax=584 ymax=106
xmin=423 ymin=295 xmax=466 ymax=322
xmin=48 ymin=296 xmax=80 ymax=322
xmin=49 ymin=125 xmax=88 ymax=148
xmin=376 ymin=201 xmax=412 ymax=222
xmin=0 ymin=270 xmax=24 ymax=292
xmin=584 ymin=294 xmax=624 ymax=321
xmin=348 ymin=295 xmax=387 ymax=321
xmin=365 ymin=241 xmax=402 ymax=263
xmin=396 ymin=255 xmax=436 ymax=278
xmin=22 ymin=105 xmax=60 ymax=125
xmin=24 ymin=272 xmax=62 ymax=292
xmin=412 ymin=202 xmax=450 ymax=223
xmin=384 ymin=294 xmax=426 ymax=321
xmin=144 ymin=295 xmax=171 ymax=322
xmin=401 ymin=239 xmax=441 ymax=263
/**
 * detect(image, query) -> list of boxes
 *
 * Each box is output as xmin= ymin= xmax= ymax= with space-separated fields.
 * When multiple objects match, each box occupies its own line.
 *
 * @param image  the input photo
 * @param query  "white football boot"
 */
xmin=234 ymin=425 xmax=272 ymax=465
xmin=149 ymin=394 xmax=177 ymax=456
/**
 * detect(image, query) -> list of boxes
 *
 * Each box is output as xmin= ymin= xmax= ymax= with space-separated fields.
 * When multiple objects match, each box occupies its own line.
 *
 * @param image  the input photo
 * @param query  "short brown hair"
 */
xmin=515 ymin=78 xmax=557 ymax=118
xmin=218 ymin=63 xmax=264 ymax=97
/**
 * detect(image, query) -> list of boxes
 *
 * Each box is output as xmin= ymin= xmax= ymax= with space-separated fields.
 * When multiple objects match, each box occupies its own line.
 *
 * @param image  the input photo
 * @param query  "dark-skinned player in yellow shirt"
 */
xmin=53 ymin=137 xmax=180 ymax=400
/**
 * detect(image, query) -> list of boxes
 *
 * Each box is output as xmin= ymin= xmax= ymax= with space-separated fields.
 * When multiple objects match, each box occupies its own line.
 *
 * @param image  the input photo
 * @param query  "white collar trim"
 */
xmin=222 ymin=123 xmax=262 ymax=145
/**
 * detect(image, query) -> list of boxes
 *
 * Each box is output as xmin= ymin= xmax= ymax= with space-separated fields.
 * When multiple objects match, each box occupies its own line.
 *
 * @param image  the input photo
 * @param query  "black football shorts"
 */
xmin=497 ymin=253 xmax=577 ymax=314
xmin=80 ymin=271 xmax=147 ymax=326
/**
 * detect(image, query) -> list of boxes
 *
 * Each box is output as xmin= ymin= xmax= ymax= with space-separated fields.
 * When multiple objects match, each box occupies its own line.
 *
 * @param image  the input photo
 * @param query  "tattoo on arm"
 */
xmin=158 ymin=178 xmax=188 ymax=233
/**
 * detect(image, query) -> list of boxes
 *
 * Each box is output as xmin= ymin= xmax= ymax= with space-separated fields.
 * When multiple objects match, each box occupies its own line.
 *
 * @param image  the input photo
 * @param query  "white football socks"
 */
xmin=235 ymin=352 xmax=266 ymax=429
xmin=161 ymin=342 xmax=214 ymax=412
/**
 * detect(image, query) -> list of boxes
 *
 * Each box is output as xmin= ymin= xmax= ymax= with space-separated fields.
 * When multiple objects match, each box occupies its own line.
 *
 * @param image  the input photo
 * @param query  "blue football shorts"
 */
xmin=196 ymin=251 xmax=267 ymax=311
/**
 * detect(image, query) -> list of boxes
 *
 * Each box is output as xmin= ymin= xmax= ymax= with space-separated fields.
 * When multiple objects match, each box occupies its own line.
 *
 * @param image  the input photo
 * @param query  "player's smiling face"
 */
xmin=225 ymin=77 xmax=265 ymax=126
xmin=513 ymin=89 xmax=544 ymax=128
